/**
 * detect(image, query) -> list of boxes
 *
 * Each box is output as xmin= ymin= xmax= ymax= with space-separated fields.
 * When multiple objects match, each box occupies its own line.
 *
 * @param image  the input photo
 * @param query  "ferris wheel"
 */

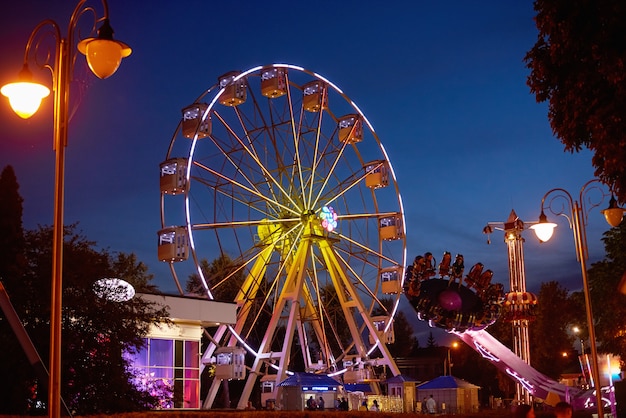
xmin=158 ymin=64 xmax=406 ymax=409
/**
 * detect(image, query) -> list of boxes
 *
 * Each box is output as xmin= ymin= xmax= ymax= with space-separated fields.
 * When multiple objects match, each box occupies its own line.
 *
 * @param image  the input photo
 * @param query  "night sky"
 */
xmin=0 ymin=1 xmax=610 ymax=344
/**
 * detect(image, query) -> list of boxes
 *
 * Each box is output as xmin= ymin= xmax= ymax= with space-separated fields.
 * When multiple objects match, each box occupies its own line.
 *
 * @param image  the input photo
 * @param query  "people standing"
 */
xmin=370 ymin=399 xmax=380 ymax=411
xmin=426 ymin=395 xmax=437 ymax=414
xmin=318 ymin=396 xmax=325 ymax=410
xmin=306 ymin=395 xmax=317 ymax=410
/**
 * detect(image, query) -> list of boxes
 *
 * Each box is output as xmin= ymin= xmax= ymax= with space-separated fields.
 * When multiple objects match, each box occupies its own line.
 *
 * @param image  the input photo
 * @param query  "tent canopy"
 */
xmin=417 ymin=375 xmax=480 ymax=390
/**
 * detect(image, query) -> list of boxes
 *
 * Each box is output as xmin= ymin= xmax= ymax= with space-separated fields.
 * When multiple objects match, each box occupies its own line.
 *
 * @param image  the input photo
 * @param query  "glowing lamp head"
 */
xmin=1 ymin=81 xmax=50 ymax=118
xmin=530 ymin=211 xmax=557 ymax=242
xmin=601 ymin=196 xmax=625 ymax=227
xmin=1 ymin=64 xmax=50 ymax=118
xmin=77 ymin=18 xmax=131 ymax=79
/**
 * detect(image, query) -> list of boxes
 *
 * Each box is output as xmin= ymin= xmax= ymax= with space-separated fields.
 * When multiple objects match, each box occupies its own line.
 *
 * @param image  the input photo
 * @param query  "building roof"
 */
xmin=384 ymin=374 xmax=420 ymax=384
xmin=417 ymin=375 xmax=480 ymax=389
xmin=138 ymin=293 xmax=237 ymax=326
xmin=344 ymin=383 xmax=374 ymax=393
xmin=277 ymin=372 xmax=341 ymax=388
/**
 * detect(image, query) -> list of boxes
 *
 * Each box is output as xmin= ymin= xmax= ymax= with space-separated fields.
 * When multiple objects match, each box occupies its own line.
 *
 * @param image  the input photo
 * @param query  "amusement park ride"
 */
xmin=157 ymin=63 xmax=616 ymax=412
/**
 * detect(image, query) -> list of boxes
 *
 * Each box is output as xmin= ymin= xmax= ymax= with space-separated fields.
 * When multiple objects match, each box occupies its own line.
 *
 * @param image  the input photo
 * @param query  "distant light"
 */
xmin=94 ymin=278 xmax=135 ymax=302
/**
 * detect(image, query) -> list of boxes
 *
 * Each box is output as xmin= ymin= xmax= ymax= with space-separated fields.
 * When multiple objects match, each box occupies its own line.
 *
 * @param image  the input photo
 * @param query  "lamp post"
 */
xmin=445 ymin=341 xmax=458 ymax=376
xmin=531 ymin=179 xmax=626 ymax=418
xmin=1 ymin=2 xmax=131 ymax=417
xmin=572 ymin=326 xmax=590 ymax=388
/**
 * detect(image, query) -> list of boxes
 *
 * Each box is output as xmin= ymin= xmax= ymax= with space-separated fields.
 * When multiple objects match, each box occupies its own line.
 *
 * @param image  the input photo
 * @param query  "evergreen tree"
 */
xmin=0 ymin=165 xmax=26 ymax=283
xmin=426 ymin=331 xmax=438 ymax=348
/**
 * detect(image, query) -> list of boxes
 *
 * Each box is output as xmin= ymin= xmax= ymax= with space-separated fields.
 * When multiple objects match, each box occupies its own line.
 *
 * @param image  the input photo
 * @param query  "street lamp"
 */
xmin=1 ymin=2 xmax=131 ymax=417
xmin=530 ymin=179 xmax=625 ymax=418
xmin=445 ymin=341 xmax=459 ymax=376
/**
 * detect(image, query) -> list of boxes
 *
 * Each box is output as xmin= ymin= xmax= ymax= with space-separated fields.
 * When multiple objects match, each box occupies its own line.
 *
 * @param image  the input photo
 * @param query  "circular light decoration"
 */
xmin=93 ymin=278 xmax=135 ymax=302
xmin=320 ymin=205 xmax=338 ymax=232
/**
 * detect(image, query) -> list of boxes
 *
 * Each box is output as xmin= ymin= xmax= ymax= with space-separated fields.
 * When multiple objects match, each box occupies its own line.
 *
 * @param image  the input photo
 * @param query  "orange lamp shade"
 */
xmin=1 ymin=81 xmax=50 ymax=119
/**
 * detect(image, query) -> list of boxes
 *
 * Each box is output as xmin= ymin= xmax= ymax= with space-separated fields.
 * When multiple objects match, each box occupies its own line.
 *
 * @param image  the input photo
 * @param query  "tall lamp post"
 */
xmin=1 ymin=2 xmax=131 ymax=417
xmin=531 ymin=179 xmax=625 ymax=418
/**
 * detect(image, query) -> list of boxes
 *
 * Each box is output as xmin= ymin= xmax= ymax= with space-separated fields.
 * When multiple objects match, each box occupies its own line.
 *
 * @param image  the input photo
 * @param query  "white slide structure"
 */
xmin=456 ymin=328 xmax=585 ymax=403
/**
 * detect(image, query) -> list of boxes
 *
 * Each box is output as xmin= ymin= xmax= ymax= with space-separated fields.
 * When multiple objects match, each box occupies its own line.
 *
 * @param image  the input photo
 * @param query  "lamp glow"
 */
xmin=600 ymin=196 xmax=625 ymax=228
xmin=530 ymin=212 xmax=557 ymax=242
xmin=77 ymin=18 xmax=132 ymax=79
xmin=1 ymin=81 xmax=50 ymax=119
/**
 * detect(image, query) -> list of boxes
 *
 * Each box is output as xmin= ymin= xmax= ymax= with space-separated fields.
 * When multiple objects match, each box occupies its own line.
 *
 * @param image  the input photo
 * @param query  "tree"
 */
xmin=528 ymin=281 xmax=580 ymax=379
xmin=0 ymin=165 xmax=26 ymax=283
xmin=426 ymin=331 xmax=438 ymax=348
xmin=588 ymin=221 xmax=626 ymax=362
xmin=525 ymin=0 xmax=626 ymax=201
xmin=0 ymin=223 xmax=169 ymax=414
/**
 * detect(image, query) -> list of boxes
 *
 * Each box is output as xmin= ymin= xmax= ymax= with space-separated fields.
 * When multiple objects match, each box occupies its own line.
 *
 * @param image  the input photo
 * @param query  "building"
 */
xmin=125 ymin=293 xmax=237 ymax=409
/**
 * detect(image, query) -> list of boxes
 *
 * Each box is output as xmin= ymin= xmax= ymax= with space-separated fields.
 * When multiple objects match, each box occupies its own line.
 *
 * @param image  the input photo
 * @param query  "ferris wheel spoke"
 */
xmin=193 ymin=160 xmax=300 ymax=217
xmin=333 ymin=228 xmax=399 ymax=266
xmin=190 ymin=174 xmax=278 ymax=221
xmin=309 ymin=136 xmax=350 ymax=211
xmin=212 ymin=110 xmax=301 ymax=211
xmin=284 ymin=71 xmax=308 ymax=207
xmin=305 ymin=88 xmax=328 ymax=209
xmin=318 ymin=161 xmax=385 ymax=210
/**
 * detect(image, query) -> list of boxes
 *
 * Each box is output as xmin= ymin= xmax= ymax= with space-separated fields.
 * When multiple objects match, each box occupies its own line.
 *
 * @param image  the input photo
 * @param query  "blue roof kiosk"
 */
xmin=276 ymin=372 xmax=341 ymax=411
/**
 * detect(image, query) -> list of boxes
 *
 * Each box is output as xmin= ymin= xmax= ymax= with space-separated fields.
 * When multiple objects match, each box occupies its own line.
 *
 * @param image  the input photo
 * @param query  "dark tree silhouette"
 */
xmin=525 ymin=0 xmax=626 ymax=201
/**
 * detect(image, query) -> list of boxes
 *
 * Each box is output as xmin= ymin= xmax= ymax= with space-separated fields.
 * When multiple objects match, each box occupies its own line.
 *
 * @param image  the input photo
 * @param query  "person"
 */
xmin=339 ymin=397 xmax=348 ymax=411
xmin=426 ymin=395 xmax=437 ymax=414
xmin=370 ymin=399 xmax=380 ymax=411
xmin=359 ymin=400 xmax=368 ymax=411
xmin=318 ymin=396 xmax=325 ymax=410
xmin=554 ymin=401 xmax=573 ymax=418
xmin=306 ymin=395 xmax=317 ymax=410
xmin=514 ymin=403 xmax=536 ymax=418
xmin=422 ymin=397 xmax=428 ymax=414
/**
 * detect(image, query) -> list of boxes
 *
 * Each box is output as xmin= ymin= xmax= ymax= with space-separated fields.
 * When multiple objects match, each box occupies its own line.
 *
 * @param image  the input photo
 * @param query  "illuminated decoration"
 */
xmin=506 ymin=368 xmax=535 ymax=393
xmin=93 ymin=278 xmax=135 ymax=302
xmin=473 ymin=340 xmax=501 ymax=363
xmin=320 ymin=206 xmax=338 ymax=232
xmin=404 ymin=251 xmax=504 ymax=333
xmin=503 ymin=291 xmax=538 ymax=321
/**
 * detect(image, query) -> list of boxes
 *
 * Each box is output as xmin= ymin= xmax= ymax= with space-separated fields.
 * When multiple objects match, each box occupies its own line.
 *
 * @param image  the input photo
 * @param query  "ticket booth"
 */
xmin=182 ymin=103 xmax=211 ymax=139
xmin=338 ymin=114 xmax=363 ymax=143
xmin=381 ymin=267 xmax=402 ymax=294
xmin=213 ymin=347 xmax=246 ymax=380
xmin=364 ymin=161 xmax=389 ymax=189
xmin=261 ymin=67 xmax=287 ymax=98
xmin=160 ymin=158 xmax=188 ymax=195
xmin=302 ymin=80 xmax=327 ymax=112
xmin=379 ymin=214 xmax=403 ymax=241
xmin=157 ymin=226 xmax=189 ymax=262
xmin=218 ymin=71 xmax=247 ymax=106
xmin=368 ymin=316 xmax=395 ymax=345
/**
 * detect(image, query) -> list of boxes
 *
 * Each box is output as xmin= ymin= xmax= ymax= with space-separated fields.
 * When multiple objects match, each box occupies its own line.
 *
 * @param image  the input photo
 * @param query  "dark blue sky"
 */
xmin=0 ymin=1 xmax=611 ymax=344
